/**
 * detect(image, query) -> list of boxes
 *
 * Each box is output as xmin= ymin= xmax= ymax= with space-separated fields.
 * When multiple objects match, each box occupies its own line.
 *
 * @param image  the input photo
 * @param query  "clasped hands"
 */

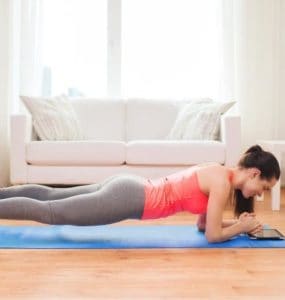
xmin=238 ymin=212 xmax=263 ymax=235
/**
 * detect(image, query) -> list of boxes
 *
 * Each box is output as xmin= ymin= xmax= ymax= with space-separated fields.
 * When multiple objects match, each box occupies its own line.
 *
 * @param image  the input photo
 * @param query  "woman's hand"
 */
xmin=196 ymin=213 xmax=207 ymax=232
xmin=238 ymin=212 xmax=263 ymax=233
xmin=238 ymin=212 xmax=256 ymax=221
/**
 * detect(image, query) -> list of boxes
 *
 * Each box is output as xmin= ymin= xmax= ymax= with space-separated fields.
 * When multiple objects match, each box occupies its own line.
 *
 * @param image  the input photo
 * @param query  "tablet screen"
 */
xmin=249 ymin=229 xmax=284 ymax=239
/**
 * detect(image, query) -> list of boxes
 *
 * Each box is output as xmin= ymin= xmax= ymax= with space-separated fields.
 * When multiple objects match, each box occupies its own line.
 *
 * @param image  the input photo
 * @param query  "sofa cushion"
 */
xmin=126 ymin=140 xmax=225 ymax=165
xmin=126 ymin=98 xmax=212 ymax=141
xmin=26 ymin=141 xmax=126 ymax=166
xmin=70 ymin=98 xmax=125 ymax=140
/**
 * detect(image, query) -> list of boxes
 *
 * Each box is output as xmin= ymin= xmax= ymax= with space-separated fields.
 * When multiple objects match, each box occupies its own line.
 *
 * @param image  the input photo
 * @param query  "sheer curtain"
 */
xmin=0 ymin=0 xmax=20 ymax=186
xmin=41 ymin=0 xmax=107 ymax=97
xmin=20 ymin=0 xmax=44 ymax=98
xmin=19 ymin=0 xmax=107 ymax=99
xmin=0 ymin=0 xmax=42 ymax=186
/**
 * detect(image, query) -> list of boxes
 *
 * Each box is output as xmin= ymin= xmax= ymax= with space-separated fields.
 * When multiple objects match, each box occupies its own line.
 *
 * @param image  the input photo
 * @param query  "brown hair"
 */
xmin=234 ymin=145 xmax=280 ymax=216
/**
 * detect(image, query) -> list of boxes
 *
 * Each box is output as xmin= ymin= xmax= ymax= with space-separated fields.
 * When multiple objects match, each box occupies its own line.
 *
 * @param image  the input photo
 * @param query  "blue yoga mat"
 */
xmin=0 ymin=225 xmax=284 ymax=249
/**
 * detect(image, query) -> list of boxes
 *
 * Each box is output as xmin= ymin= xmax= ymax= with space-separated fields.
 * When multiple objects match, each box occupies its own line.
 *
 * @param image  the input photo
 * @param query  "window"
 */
xmin=41 ymin=0 xmax=224 ymax=99
xmin=42 ymin=0 xmax=107 ymax=97
xmin=122 ymin=0 xmax=222 ymax=98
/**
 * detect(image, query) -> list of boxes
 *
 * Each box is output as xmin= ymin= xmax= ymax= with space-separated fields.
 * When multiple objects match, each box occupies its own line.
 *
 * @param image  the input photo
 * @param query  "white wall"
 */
xmin=233 ymin=0 xmax=281 ymax=148
xmin=278 ymin=0 xmax=285 ymax=185
xmin=279 ymin=0 xmax=285 ymax=139
xmin=0 ymin=0 xmax=20 ymax=186
xmin=232 ymin=0 xmax=285 ymax=184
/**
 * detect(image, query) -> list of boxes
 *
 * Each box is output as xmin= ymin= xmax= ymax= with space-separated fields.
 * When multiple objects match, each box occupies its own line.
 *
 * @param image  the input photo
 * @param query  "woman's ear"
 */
xmin=251 ymin=168 xmax=261 ymax=178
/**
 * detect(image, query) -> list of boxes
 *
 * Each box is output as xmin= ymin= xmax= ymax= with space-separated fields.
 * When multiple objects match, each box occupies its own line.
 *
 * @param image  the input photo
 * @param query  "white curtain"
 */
xmin=19 ymin=0 xmax=44 ymax=98
xmin=0 ymin=0 xmax=21 ymax=186
xmin=0 ymin=0 xmax=42 ymax=186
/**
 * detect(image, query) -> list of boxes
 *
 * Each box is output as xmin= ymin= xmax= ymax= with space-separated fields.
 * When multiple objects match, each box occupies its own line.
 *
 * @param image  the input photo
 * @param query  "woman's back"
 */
xmin=141 ymin=165 xmax=226 ymax=220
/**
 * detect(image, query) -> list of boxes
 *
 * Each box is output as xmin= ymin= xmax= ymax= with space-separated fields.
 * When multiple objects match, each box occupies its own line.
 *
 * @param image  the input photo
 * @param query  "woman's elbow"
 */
xmin=197 ymin=223 xmax=206 ymax=232
xmin=205 ymin=232 xmax=221 ymax=243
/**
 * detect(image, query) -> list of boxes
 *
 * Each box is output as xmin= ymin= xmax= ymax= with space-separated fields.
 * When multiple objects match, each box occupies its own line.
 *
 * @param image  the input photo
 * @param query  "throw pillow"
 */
xmin=167 ymin=101 xmax=235 ymax=140
xmin=167 ymin=98 xmax=213 ymax=139
xmin=21 ymin=95 xmax=85 ymax=141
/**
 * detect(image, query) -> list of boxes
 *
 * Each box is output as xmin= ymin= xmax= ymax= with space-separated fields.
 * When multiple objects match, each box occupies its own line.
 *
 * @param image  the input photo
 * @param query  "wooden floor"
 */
xmin=0 ymin=191 xmax=285 ymax=299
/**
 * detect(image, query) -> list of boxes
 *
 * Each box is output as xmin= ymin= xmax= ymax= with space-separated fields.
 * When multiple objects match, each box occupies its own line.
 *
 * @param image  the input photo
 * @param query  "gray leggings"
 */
xmin=0 ymin=175 xmax=146 ymax=225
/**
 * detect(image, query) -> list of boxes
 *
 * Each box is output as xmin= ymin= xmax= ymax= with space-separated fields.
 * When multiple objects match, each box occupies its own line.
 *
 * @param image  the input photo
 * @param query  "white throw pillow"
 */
xmin=167 ymin=98 xmax=213 ymax=139
xmin=21 ymin=95 xmax=85 ymax=141
xmin=167 ymin=101 xmax=235 ymax=140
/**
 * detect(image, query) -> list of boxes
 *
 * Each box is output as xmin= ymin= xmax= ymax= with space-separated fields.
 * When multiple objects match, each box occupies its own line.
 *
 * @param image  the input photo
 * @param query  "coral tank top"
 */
xmin=141 ymin=167 xmax=209 ymax=220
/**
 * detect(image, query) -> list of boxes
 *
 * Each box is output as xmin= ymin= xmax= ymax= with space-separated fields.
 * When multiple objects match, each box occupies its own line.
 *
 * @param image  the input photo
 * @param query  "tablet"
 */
xmin=247 ymin=229 xmax=285 ymax=240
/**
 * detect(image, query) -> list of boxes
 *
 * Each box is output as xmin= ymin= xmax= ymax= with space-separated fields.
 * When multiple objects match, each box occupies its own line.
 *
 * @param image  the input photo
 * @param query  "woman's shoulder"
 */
xmin=197 ymin=163 xmax=229 ymax=175
xmin=196 ymin=164 xmax=232 ymax=194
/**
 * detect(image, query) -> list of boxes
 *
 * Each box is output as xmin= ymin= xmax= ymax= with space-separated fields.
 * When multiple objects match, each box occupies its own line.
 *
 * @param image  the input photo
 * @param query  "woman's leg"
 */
xmin=0 ymin=197 xmax=53 ymax=224
xmin=0 ymin=184 xmax=102 ymax=200
xmin=0 ymin=176 xmax=122 ymax=200
xmin=0 ymin=175 xmax=146 ymax=225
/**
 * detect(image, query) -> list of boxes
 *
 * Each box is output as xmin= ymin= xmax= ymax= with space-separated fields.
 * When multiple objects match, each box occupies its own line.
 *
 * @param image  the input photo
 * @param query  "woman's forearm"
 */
xmin=222 ymin=219 xmax=238 ymax=228
xmin=206 ymin=221 xmax=244 ymax=243
xmin=197 ymin=218 xmax=237 ymax=232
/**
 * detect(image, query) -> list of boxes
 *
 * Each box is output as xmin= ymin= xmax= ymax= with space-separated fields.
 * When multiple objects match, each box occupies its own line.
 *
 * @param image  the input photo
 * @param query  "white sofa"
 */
xmin=10 ymin=98 xmax=241 ymax=185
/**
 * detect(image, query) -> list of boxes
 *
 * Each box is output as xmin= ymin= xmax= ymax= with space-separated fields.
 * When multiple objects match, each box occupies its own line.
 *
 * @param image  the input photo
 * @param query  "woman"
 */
xmin=0 ymin=145 xmax=280 ymax=243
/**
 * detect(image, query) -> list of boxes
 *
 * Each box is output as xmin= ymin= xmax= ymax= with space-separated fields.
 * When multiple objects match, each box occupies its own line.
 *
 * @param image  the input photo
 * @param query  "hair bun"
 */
xmin=245 ymin=144 xmax=263 ymax=155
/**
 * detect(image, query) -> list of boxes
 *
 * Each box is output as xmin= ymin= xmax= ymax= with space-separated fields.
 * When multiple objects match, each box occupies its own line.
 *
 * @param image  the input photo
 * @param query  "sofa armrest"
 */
xmin=10 ymin=114 xmax=33 ymax=184
xmin=220 ymin=113 xmax=241 ymax=166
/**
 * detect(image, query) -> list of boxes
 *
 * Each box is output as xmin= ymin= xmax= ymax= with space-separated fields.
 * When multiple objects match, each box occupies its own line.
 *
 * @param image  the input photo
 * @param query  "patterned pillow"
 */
xmin=167 ymin=101 xmax=235 ymax=140
xmin=21 ymin=95 xmax=85 ymax=140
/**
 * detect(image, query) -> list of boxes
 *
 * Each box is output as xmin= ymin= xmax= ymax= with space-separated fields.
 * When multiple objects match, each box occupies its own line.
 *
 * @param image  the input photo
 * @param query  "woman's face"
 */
xmin=241 ymin=169 xmax=277 ymax=198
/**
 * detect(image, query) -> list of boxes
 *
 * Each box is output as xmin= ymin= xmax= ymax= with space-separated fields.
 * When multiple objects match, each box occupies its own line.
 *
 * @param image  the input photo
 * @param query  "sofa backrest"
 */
xmin=71 ymin=97 xmax=212 ymax=141
xmin=71 ymin=98 xmax=125 ymax=140
xmin=126 ymin=98 xmax=186 ymax=140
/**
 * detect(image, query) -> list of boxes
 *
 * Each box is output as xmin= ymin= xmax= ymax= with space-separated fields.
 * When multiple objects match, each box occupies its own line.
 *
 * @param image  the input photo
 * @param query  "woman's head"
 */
xmin=239 ymin=145 xmax=280 ymax=179
xmin=238 ymin=145 xmax=280 ymax=198
xmin=234 ymin=144 xmax=280 ymax=216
